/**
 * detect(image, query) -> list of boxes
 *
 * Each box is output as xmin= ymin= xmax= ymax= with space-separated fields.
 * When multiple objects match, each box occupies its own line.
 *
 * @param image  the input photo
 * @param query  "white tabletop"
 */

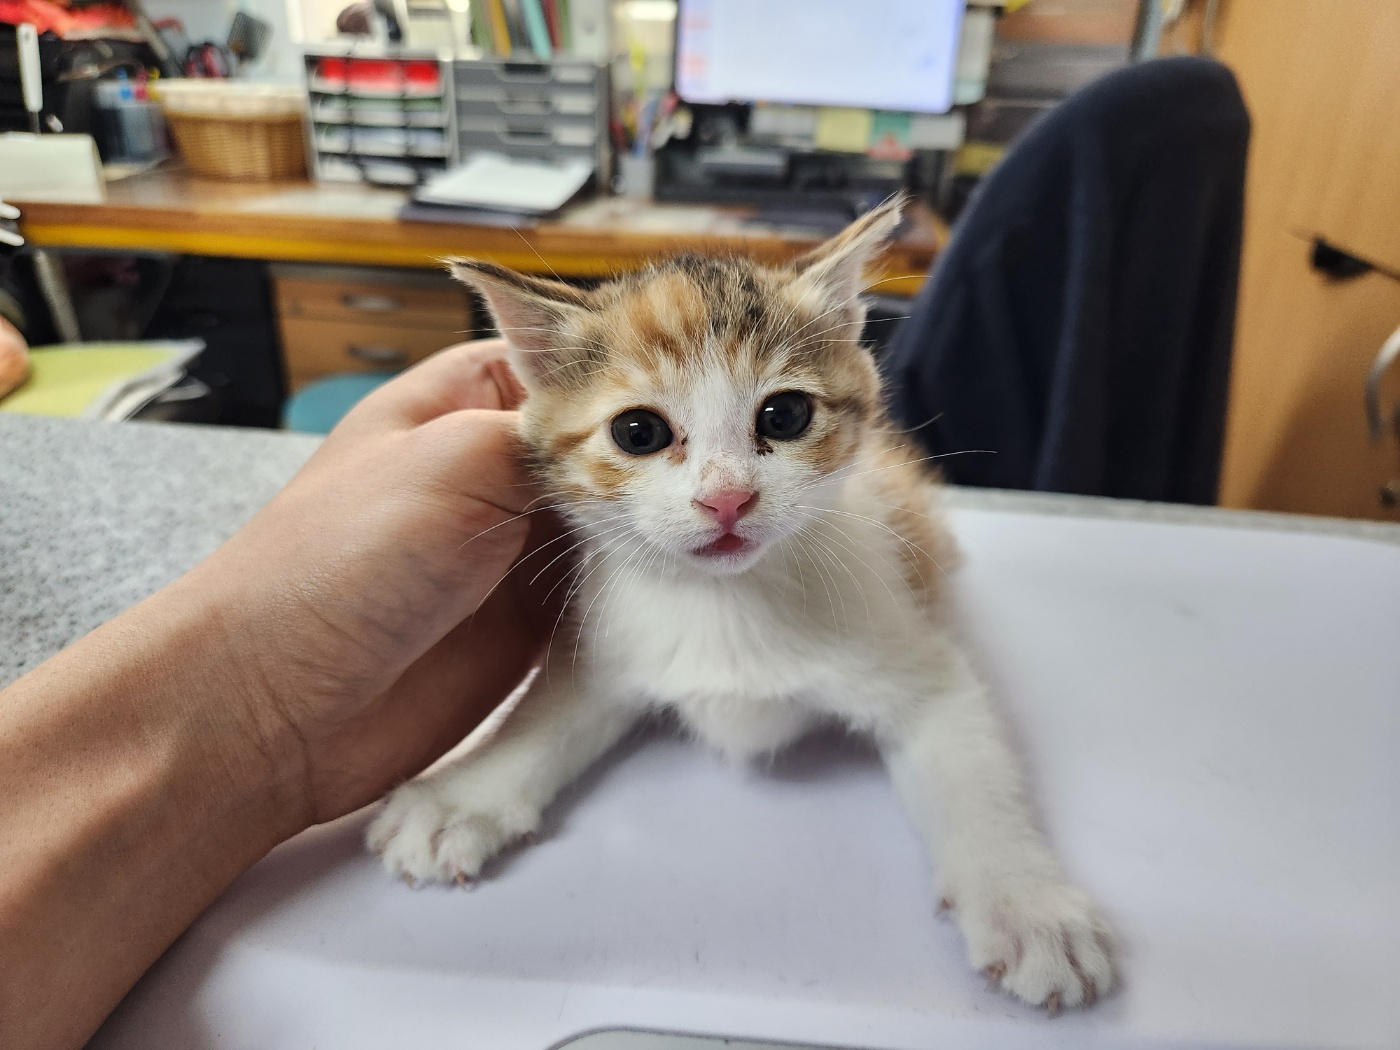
xmin=87 ymin=506 xmax=1400 ymax=1050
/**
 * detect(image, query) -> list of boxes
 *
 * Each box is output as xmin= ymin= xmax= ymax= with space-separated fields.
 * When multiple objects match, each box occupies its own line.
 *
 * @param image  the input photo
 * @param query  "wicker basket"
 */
xmin=159 ymin=81 xmax=308 ymax=181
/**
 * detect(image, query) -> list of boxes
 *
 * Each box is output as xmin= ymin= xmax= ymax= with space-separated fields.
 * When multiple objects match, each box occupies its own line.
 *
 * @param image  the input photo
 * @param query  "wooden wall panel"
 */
xmin=1208 ymin=0 xmax=1400 ymax=519
xmin=1218 ymin=227 xmax=1400 ymax=518
xmin=1278 ymin=3 xmax=1400 ymax=276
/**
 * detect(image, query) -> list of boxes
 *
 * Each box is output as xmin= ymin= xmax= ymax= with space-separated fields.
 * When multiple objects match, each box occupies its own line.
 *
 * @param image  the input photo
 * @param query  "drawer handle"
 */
xmin=500 ymin=94 xmax=552 ymax=115
xmin=500 ymin=61 xmax=550 ymax=81
xmin=1311 ymin=238 xmax=1372 ymax=281
xmin=347 ymin=344 xmax=409 ymax=366
xmin=503 ymin=124 xmax=551 ymax=142
xmin=1364 ymin=324 xmax=1400 ymax=441
xmin=342 ymin=293 xmax=402 ymax=313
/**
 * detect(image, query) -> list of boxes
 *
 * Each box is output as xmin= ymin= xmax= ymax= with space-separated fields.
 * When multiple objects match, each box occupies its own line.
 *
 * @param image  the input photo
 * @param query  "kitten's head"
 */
xmin=450 ymin=199 xmax=901 ymax=576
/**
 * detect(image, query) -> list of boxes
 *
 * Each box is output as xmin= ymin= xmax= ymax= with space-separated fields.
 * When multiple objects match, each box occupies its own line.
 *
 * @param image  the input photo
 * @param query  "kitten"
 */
xmin=367 ymin=200 xmax=1115 ymax=1012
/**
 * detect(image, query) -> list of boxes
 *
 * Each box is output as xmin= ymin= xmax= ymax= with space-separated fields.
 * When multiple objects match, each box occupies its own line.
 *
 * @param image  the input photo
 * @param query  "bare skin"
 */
xmin=0 ymin=314 xmax=28 ymax=395
xmin=0 ymin=339 xmax=563 ymax=1050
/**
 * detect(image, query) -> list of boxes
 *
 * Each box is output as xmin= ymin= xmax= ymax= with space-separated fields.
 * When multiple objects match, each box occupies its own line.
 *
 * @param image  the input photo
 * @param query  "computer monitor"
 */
xmin=674 ymin=0 xmax=964 ymax=115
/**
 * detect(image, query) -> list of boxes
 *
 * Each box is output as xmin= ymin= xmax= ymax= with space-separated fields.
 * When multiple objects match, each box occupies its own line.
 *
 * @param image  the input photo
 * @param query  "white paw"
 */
xmin=366 ymin=778 xmax=540 ymax=886
xmin=943 ymin=877 xmax=1115 ymax=1013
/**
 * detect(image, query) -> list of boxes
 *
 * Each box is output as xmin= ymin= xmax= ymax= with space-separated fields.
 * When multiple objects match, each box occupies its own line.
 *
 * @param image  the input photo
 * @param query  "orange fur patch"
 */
xmin=863 ymin=436 xmax=961 ymax=603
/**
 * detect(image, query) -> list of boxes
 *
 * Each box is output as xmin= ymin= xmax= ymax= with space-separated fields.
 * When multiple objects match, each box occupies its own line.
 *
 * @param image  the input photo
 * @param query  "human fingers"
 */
xmin=336 ymin=339 xmax=523 ymax=439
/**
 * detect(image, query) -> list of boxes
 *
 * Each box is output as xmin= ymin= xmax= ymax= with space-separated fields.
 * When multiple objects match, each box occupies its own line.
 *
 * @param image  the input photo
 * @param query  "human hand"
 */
xmin=0 ymin=315 xmax=27 ymax=398
xmin=0 ymin=200 xmax=22 ymax=248
xmin=0 ymin=337 xmax=577 ymax=1047
xmin=192 ymin=339 xmax=566 ymax=828
xmin=0 ymin=199 xmax=28 ymax=394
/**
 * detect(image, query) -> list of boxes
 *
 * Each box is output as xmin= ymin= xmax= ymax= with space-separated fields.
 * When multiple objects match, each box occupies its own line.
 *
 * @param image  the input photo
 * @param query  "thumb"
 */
xmin=415 ymin=409 xmax=539 ymax=615
xmin=426 ymin=408 xmax=541 ymax=517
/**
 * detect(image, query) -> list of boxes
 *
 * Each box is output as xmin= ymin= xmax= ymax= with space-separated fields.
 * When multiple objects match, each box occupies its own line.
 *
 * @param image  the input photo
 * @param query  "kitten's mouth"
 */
xmin=693 ymin=533 xmax=753 ymax=558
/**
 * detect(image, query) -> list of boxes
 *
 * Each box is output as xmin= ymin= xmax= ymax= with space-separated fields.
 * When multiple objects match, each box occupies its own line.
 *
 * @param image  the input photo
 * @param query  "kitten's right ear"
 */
xmin=448 ymin=258 xmax=594 ymax=390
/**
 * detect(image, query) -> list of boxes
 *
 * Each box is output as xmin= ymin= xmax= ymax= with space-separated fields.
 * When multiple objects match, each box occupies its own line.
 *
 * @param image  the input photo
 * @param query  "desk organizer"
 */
xmin=303 ymin=46 xmax=456 ymax=187
xmin=452 ymin=57 xmax=608 ymax=176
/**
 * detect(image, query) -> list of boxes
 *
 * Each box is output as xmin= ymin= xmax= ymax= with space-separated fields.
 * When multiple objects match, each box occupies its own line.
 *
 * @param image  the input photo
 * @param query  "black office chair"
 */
xmin=881 ymin=57 xmax=1250 ymax=504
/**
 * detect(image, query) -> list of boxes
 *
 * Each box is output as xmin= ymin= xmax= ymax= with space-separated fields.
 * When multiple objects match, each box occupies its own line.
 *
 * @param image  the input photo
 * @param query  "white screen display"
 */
xmin=675 ymin=0 xmax=964 ymax=114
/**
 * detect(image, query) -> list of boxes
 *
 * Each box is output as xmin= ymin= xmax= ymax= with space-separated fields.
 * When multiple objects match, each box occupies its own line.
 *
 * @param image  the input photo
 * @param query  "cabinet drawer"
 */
xmin=275 ymin=276 xmax=471 ymax=329
xmin=453 ymin=58 xmax=600 ymax=90
xmin=280 ymin=317 xmax=460 ymax=388
xmin=458 ymin=116 xmax=598 ymax=149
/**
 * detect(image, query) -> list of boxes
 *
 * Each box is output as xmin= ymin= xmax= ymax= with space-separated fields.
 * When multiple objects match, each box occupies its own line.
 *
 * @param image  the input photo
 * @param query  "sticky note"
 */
xmin=868 ymin=111 xmax=913 ymax=160
xmin=815 ymin=107 xmax=873 ymax=153
xmin=908 ymin=112 xmax=966 ymax=150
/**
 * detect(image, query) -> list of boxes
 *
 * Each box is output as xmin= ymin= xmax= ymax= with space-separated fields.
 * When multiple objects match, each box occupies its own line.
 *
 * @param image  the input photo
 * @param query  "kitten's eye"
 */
xmin=610 ymin=409 xmax=674 ymax=455
xmin=757 ymin=391 xmax=813 ymax=441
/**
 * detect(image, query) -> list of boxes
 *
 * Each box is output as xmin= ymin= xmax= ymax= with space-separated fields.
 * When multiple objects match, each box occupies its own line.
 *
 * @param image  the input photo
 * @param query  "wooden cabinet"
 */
xmin=1209 ymin=0 xmax=1400 ymax=520
xmin=271 ymin=265 xmax=475 ymax=390
xmin=1219 ymin=227 xmax=1400 ymax=518
xmin=1272 ymin=5 xmax=1400 ymax=278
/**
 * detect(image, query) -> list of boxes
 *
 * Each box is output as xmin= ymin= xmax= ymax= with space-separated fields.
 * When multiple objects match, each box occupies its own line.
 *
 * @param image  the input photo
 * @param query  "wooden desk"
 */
xmin=14 ymin=170 xmax=941 ymax=295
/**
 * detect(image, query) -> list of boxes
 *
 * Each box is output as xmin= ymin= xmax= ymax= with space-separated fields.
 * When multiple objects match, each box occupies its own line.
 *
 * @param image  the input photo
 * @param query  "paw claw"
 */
xmin=950 ymin=877 xmax=1114 ymax=1012
xmin=368 ymin=779 xmax=543 ymax=887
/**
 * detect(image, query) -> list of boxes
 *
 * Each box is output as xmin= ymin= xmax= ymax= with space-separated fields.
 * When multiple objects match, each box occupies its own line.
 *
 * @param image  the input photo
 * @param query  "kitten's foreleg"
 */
xmin=368 ymin=667 xmax=637 ymax=886
xmin=880 ymin=648 xmax=1115 ymax=1012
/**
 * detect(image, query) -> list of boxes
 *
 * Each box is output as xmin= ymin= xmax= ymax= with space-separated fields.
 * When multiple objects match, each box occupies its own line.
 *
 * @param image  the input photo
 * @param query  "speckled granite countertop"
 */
xmin=3 ymin=414 xmax=1397 ymax=687
xmin=1 ymin=416 xmax=319 ymax=685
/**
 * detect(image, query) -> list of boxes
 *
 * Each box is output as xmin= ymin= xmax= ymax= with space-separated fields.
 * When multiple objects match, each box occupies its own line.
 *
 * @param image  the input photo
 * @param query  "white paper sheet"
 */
xmin=415 ymin=153 xmax=594 ymax=214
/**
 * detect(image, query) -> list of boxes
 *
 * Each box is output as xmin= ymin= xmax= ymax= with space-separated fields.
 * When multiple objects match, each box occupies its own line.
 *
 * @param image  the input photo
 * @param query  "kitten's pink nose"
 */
xmin=694 ymin=489 xmax=757 ymax=531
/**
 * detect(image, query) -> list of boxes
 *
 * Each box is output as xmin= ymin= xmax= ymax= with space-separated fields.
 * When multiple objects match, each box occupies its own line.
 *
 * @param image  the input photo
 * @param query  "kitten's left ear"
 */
xmin=789 ymin=196 xmax=905 ymax=317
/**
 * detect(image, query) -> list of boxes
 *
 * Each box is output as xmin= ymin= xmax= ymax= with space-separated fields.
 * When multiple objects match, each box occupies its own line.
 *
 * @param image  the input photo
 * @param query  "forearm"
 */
xmin=0 ymin=346 xmax=550 ymax=1046
xmin=0 ymin=568 xmax=306 ymax=1050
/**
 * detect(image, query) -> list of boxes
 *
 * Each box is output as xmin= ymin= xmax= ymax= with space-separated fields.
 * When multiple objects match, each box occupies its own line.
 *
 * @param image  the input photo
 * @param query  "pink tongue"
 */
xmin=712 ymin=534 xmax=746 ymax=553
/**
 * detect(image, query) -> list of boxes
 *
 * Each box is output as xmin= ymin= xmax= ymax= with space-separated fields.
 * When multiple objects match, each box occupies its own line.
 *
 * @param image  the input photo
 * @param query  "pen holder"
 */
xmin=616 ymin=153 xmax=654 ymax=200
xmin=95 ymin=81 xmax=169 ymax=164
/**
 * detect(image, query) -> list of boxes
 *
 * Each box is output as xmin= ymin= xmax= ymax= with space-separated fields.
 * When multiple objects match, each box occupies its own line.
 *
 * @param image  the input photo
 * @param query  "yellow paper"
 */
xmin=0 ymin=345 xmax=175 ymax=417
xmin=815 ymin=107 xmax=874 ymax=153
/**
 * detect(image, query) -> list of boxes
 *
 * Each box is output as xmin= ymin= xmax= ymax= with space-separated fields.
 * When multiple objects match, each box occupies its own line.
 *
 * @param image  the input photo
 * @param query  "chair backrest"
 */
xmin=882 ymin=56 xmax=1250 ymax=504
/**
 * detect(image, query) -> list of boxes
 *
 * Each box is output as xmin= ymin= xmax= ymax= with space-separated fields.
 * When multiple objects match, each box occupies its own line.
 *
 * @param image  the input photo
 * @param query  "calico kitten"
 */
xmin=367 ymin=200 xmax=1115 ymax=1012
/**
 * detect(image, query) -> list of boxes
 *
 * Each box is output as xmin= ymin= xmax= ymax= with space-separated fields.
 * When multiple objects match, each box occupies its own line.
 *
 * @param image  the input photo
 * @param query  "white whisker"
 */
xmin=803 ymin=524 xmax=875 ymax=629
xmin=802 ymin=503 xmax=949 ymax=578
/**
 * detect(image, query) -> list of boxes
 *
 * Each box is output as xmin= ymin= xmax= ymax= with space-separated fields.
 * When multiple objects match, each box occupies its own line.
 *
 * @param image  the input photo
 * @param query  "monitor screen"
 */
xmin=675 ymin=0 xmax=964 ymax=115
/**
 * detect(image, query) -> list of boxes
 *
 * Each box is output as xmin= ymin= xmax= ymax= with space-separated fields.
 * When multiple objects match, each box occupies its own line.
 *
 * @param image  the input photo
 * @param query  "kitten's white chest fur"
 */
xmin=581 ymin=498 xmax=935 ymax=759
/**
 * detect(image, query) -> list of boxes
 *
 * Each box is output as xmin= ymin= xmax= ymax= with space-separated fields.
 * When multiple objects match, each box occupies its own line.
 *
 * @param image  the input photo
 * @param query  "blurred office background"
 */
xmin=2 ymin=1 xmax=1396 ymax=520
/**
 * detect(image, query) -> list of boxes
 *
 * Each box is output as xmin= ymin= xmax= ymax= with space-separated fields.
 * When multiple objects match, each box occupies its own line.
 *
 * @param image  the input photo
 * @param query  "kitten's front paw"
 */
xmin=366 ymin=779 xmax=540 ymax=886
xmin=945 ymin=877 xmax=1115 ymax=1013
